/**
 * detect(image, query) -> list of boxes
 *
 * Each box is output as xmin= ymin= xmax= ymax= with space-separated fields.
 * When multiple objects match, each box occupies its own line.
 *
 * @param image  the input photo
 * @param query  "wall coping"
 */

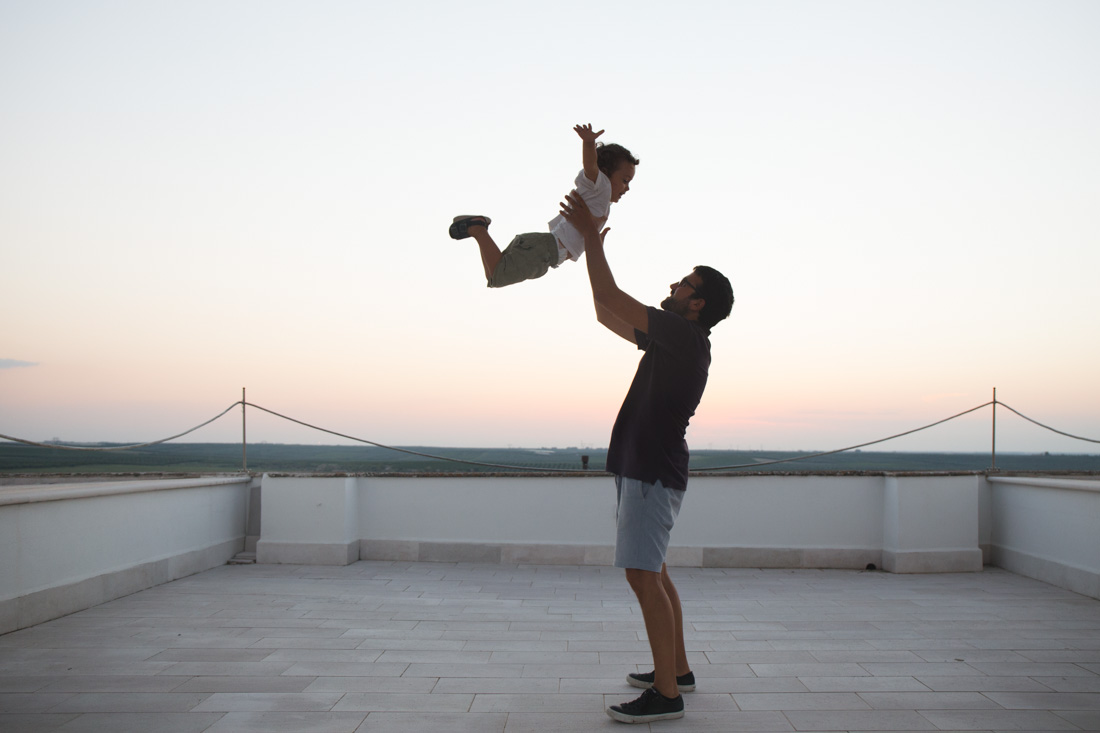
xmin=0 ymin=475 xmax=252 ymax=507
xmin=986 ymin=475 xmax=1100 ymax=494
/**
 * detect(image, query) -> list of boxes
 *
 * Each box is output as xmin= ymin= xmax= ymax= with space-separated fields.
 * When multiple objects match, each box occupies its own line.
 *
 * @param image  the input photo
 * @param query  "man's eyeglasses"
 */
xmin=678 ymin=277 xmax=702 ymax=295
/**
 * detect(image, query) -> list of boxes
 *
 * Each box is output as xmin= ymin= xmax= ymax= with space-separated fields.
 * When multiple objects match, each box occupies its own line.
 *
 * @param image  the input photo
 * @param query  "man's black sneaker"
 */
xmin=607 ymin=687 xmax=684 ymax=723
xmin=626 ymin=670 xmax=696 ymax=693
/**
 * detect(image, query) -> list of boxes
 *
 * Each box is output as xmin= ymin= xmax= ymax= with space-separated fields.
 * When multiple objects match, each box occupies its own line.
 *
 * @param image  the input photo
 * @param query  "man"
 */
xmin=559 ymin=193 xmax=734 ymax=723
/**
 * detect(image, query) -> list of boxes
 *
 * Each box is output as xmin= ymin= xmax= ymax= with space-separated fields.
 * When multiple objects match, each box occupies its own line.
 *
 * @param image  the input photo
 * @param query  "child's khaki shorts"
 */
xmin=488 ymin=232 xmax=560 ymax=288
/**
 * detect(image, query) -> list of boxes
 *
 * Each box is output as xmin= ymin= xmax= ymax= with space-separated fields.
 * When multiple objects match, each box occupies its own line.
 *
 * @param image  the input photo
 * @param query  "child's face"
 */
xmin=608 ymin=162 xmax=635 ymax=203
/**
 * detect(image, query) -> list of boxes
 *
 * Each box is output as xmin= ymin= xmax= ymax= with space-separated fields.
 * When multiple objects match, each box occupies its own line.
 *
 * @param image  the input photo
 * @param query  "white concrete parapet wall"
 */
xmin=257 ymin=473 xmax=983 ymax=575
xmin=883 ymin=475 xmax=983 ymax=573
xmin=987 ymin=475 xmax=1100 ymax=599
xmin=0 ymin=476 xmax=253 ymax=634
xmin=257 ymin=476 xmax=359 ymax=565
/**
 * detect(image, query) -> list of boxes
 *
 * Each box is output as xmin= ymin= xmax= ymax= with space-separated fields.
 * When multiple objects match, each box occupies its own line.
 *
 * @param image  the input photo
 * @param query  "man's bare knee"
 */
xmin=625 ymin=568 xmax=662 ymax=598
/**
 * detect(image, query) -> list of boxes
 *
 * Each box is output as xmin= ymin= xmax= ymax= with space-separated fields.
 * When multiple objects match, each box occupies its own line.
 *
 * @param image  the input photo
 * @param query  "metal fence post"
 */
xmin=242 ymin=387 xmax=248 ymax=473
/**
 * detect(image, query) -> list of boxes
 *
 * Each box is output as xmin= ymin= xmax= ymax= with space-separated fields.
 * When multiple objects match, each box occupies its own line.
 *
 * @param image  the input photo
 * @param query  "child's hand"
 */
xmin=574 ymin=124 xmax=605 ymax=144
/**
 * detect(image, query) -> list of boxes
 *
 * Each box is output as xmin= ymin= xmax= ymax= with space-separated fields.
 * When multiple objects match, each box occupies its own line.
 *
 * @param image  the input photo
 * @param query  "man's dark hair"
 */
xmin=596 ymin=143 xmax=639 ymax=176
xmin=692 ymin=265 xmax=734 ymax=331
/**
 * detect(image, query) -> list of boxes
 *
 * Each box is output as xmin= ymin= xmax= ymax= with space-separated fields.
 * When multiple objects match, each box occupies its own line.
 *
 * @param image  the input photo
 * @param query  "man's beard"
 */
xmin=661 ymin=296 xmax=690 ymax=317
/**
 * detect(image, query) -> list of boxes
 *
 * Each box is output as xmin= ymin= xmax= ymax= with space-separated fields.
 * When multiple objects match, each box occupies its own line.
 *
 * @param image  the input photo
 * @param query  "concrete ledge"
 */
xmin=882 ymin=548 xmax=983 ymax=574
xmin=0 ymin=538 xmax=241 ymax=635
xmin=987 ymin=476 xmax=1100 ymax=494
xmin=256 ymin=540 xmax=357 ymax=566
xmin=0 ymin=476 xmax=251 ymax=506
xmin=357 ymin=540 xmax=884 ymax=570
xmin=994 ymin=544 xmax=1100 ymax=600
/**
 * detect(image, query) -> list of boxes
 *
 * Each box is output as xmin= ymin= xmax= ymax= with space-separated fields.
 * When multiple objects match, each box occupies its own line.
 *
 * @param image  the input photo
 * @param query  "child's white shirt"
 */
xmin=547 ymin=169 xmax=612 ymax=263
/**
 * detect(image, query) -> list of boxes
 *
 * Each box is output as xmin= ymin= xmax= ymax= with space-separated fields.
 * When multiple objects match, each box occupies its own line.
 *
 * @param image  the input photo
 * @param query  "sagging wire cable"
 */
xmin=693 ymin=401 xmax=996 ymax=471
xmin=0 ymin=402 xmax=243 ymax=452
xmin=996 ymin=402 xmax=1100 ymax=444
xmin=243 ymin=402 xmax=590 ymax=473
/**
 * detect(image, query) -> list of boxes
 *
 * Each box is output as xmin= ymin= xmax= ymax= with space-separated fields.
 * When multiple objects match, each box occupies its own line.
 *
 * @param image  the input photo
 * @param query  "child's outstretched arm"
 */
xmin=574 ymin=123 xmax=604 ymax=183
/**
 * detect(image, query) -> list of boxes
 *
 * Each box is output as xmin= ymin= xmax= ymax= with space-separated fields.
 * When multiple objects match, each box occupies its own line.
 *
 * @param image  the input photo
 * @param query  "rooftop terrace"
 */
xmin=3 ymin=559 xmax=1100 ymax=732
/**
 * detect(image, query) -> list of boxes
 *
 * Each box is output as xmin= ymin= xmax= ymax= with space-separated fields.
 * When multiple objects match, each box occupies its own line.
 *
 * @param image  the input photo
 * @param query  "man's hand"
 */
xmin=562 ymin=192 xmax=647 ymax=338
xmin=559 ymin=191 xmax=609 ymax=246
xmin=573 ymin=123 xmax=605 ymax=144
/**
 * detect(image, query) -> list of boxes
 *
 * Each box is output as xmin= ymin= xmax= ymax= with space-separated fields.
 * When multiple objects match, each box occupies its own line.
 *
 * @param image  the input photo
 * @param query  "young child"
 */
xmin=450 ymin=124 xmax=639 ymax=288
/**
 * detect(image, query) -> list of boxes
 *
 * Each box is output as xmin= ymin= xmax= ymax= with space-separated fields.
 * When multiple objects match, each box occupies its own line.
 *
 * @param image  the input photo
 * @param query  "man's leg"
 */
xmin=661 ymin=564 xmax=691 ymax=677
xmin=625 ymin=567 xmax=678 ymax=699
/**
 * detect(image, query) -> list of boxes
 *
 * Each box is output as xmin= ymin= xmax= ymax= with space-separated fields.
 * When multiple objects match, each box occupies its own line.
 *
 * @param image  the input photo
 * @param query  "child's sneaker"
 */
xmin=448 ymin=215 xmax=491 ymax=240
xmin=627 ymin=669 xmax=696 ymax=692
xmin=606 ymin=687 xmax=684 ymax=723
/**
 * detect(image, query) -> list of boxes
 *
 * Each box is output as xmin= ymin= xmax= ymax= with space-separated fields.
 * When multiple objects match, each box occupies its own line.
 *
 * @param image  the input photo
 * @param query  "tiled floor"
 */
xmin=1 ymin=562 xmax=1099 ymax=732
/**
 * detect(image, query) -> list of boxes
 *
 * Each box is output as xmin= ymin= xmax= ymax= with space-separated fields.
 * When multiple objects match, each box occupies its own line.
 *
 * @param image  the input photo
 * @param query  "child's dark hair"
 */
xmin=596 ymin=143 xmax=639 ymax=176
xmin=692 ymin=265 xmax=734 ymax=332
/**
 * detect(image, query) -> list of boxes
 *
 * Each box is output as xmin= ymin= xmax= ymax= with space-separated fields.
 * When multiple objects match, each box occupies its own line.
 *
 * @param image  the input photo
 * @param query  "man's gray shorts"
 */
xmin=614 ymin=475 xmax=684 ymax=573
xmin=487 ymin=232 xmax=559 ymax=288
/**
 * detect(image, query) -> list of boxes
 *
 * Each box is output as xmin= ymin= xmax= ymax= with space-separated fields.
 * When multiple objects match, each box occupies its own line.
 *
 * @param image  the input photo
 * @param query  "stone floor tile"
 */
xmin=191 ymin=691 xmax=343 ymax=712
xmin=460 ymin=639 xmax=572 ymax=653
xmin=920 ymin=707 xmax=1082 ymax=729
xmin=967 ymin=661 xmax=1098 ymax=677
xmin=783 ymin=709 xmax=937 ymax=730
xmin=699 ymin=677 xmax=810 ymax=694
xmin=173 ymin=676 xmax=315 ymax=693
xmin=333 ymin=692 xmax=473 ymax=712
xmin=981 ymin=691 xmax=1100 ymax=710
xmin=146 ymin=648 xmax=274 ymax=662
xmin=1055 ymin=708 xmax=1100 ymax=730
xmin=39 ymin=676 xmax=191 ymax=693
xmin=704 ymin=650 xmax=819 ymax=664
xmin=0 ymin=677 xmax=55 ymax=693
xmin=432 ymin=677 xmax=559 ymax=694
xmin=282 ymin=662 xmax=409 ymax=677
xmin=503 ymin=711 xmax=623 ymax=732
xmin=247 ymin=638 xmax=363 ymax=650
xmin=402 ymin=663 xmax=523 ymax=678
xmin=672 ymin=693 xmax=740 ymax=711
xmin=157 ymin=661 xmax=294 ymax=676
xmin=859 ymin=691 xmax=1003 ymax=709
xmin=203 ymin=711 xmax=367 ymax=732
xmin=0 ymin=693 xmax=75 ymax=713
xmin=355 ymin=711 xmax=507 ymax=732
xmin=799 ymin=676 xmax=929 ymax=693
xmin=811 ymin=650 xmax=926 ymax=664
xmin=0 ymin=713 xmax=79 ymax=732
xmin=919 ymin=673 xmax=1056 ymax=691
xmin=1030 ymin=675 xmax=1100 ymax=693
xmin=48 ymin=692 xmax=210 ymax=713
xmin=261 ymin=649 xmax=384 ymax=663
xmin=374 ymin=650 xmax=490 ymax=664
xmin=911 ymin=649 xmax=1033 ymax=664
xmin=859 ymin=662 xmax=982 ymax=676
xmin=733 ymin=692 xmax=869 ymax=711
xmin=304 ymin=677 xmax=436 ymax=693
xmin=50 ymin=712 xmax=224 ymax=732
xmin=557 ymin=677 xmax=644 ymax=694
xmin=749 ymin=662 xmax=869 ymax=677
xmin=472 ymin=693 xmax=603 ymax=713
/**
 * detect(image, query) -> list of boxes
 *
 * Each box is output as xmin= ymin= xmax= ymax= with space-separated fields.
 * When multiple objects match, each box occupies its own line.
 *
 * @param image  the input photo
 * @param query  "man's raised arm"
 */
xmin=559 ymin=191 xmax=649 ymax=338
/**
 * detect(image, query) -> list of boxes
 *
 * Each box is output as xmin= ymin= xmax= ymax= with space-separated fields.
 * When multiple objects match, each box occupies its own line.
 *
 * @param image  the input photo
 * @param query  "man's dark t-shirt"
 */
xmin=606 ymin=306 xmax=712 ymax=492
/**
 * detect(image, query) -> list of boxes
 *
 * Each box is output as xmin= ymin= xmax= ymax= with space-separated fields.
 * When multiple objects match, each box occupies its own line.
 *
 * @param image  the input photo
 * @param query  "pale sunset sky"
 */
xmin=1 ymin=0 xmax=1097 ymax=454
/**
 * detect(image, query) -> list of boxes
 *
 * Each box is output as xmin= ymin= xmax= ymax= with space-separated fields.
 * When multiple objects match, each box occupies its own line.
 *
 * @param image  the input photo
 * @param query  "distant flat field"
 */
xmin=1 ymin=442 xmax=1098 ymax=476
